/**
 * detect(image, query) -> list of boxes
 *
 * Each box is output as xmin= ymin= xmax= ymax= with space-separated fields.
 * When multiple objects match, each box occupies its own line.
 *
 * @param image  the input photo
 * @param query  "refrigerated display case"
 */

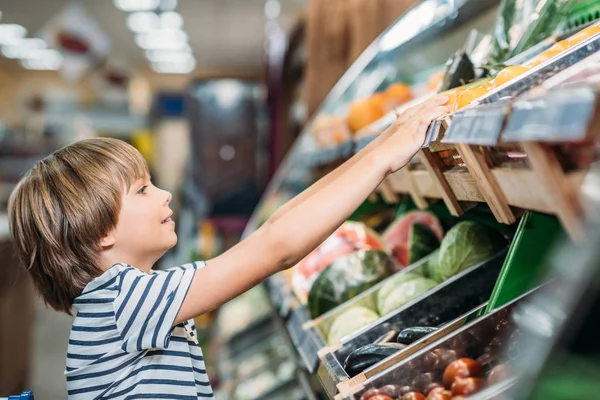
xmin=208 ymin=0 xmax=600 ymax=398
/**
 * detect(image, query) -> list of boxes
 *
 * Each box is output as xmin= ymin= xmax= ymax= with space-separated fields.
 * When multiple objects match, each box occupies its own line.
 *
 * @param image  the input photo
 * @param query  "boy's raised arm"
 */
xmin=267 ymin=97 xmax=444 ymax=225
xmin=174 ymin=97 xmax=449 ymax=325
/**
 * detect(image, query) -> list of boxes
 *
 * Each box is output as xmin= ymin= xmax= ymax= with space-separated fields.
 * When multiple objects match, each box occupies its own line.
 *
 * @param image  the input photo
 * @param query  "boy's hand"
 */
xmin=377 ymin=96 xmax=450 ymax=174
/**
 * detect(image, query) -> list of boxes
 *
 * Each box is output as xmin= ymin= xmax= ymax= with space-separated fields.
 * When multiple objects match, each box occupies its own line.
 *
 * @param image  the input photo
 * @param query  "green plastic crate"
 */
xmin=485 ymin=212 xmax=565 ymax=313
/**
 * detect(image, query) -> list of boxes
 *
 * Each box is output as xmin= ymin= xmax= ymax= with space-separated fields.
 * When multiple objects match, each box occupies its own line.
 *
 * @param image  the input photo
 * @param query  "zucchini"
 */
xmin=397 ymin=326 xmax=439 ymax=345
xmin=344 ymin=343 xmax=406 ymax=376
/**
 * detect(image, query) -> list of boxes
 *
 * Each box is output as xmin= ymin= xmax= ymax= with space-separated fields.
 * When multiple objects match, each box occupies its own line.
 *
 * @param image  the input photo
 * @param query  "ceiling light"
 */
xmin=20 ymin=50 xmax=63 ymax=70
xmin=152 ymin=58 xmax=196 ymax=74
xmin=2 ymin=38 xmax=47 ymax=59
xmin=114 ymin=0 xmax=160 ymax=12
xmin=145 ymin=49 xmax=193 ymax=63
xmin=127 ymin=11 xmax=159 ymax=33
xmin=160 ymin=11 xmax=183 ymax=30
xmin=0 ymin=24 xmax=27 ymax=44
xmin=135 ymin=29 xmax=188 ymax=49
xmin=136 ymin=36 xmax=189 ymax=51
xmin=139 ymin=28 xmax=187 ymax=43
xmin=264 ymin=0 xmax=281 ymax=20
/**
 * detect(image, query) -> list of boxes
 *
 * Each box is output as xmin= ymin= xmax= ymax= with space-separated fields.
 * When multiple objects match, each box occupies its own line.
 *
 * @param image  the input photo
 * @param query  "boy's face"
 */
xmin=107 ymin=174 xmax=177 ymax=268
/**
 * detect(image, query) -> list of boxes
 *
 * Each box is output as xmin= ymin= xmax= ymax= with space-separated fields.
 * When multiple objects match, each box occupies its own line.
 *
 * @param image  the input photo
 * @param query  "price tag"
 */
xmin=502 ymin=87 xmax=597 ymax=142
xmin=442 ymin=101 xmax=510 ymax=145
xmin=422 ymin=118 xmax=445 ymax=148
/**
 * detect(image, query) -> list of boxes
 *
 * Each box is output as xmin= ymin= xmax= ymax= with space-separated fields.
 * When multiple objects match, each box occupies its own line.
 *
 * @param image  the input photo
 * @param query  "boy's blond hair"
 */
xmin=8 ymin=138 xmax=149 ymax=314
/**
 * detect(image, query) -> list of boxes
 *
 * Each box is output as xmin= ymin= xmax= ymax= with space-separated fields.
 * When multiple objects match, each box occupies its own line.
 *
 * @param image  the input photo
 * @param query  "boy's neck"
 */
xmin=100 ymin=248 xmax=158 ymax=274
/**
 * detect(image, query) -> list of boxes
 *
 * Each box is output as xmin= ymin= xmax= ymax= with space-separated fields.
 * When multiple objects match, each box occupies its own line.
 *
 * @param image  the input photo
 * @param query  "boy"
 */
xmin=8 ymin=96 xmax=448 ymax=399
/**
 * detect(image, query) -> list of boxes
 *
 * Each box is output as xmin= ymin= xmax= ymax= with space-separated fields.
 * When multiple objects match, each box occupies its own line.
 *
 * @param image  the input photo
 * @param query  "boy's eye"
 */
xmin=137 ymin=185 xmax=148 ymax=194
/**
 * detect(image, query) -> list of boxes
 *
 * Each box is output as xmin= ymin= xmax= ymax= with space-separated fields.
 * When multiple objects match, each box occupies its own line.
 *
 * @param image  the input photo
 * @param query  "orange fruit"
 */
xmin=525 ymin=49 xmax=562 ymax=68
xmin=568 ymin=26 xmax=600 ymax=47
xmin=456 ymin=87 xmax=489 ymax=110
xmin=549 ymin=40 xmax=570 ymax=52
xmin=442 ymin=87 xmax=466 ymax=110
xmin=386 ymin=83 xmax=413 ymax=104
xmin=347 ymin=98 xmax=385 ymax=133
xmin=481 ymin=80 xmax=494 ymax=91
xmin=370 ymin=92 xmax=390 ymax=113
xmin=427 ymin=71 xmax=445 ymax=92
xmin=493 ymin=66 xmax=531 ymax=88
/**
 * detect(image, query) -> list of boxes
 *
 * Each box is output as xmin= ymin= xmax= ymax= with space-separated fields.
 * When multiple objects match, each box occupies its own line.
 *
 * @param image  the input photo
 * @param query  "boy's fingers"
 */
xmin=418 ymin=105 xmax=452 ymax=125
xmin=396 ymin=95 xmax=450 ymax=124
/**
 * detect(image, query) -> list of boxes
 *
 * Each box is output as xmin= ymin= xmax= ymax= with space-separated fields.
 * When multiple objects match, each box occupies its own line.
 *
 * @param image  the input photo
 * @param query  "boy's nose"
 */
xmin=163 ymin=190 xmax=172 ymax=205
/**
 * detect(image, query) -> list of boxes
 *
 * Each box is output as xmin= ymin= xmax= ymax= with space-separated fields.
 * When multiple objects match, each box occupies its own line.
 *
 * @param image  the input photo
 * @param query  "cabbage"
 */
xmin=378 ymin=277 xmax=438 ymax=315
xmin=376 ymin=272 xmax=422 ymax=312
xmin=327 ymin=307 xmax=379 ymax=345
xmin=425 ymin=249 xmax=443 ymax=282
xmin=436 ymin=221 xmax=506 ymax=282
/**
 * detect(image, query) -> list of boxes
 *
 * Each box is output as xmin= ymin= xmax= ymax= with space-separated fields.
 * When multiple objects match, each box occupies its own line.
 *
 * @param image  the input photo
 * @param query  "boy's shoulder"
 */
xmin=78 ymin=263 xmax=134 ymax=298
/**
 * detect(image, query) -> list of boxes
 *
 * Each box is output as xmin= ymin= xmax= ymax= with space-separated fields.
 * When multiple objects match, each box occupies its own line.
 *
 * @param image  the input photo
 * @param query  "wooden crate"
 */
xmin=378 ymin=116 xmax=592 ymax=241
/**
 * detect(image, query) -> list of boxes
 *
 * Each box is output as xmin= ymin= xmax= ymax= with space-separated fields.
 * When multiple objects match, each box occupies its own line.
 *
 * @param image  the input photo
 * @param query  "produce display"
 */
xmin=292 ymin=222 xmax=388 ymax=304
xmin=442 ymin=25 xmax=600 ymax=112
xmin=356 ymin=306 xmax=520 ymax=400
xmin=383 ymin=211 xmax=444 ymax=268
xmin=307 ymin=250 xmax=396 ymax=318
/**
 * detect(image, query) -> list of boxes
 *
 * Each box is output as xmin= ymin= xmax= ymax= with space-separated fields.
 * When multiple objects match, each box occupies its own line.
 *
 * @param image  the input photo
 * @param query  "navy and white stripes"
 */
xmin=65 ymin=262 xmax=213 ymax=399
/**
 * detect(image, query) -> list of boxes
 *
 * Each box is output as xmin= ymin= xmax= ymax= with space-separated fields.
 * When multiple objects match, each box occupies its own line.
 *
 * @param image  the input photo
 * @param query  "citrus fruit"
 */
xmin=493 ymin=66 xmax=530 ymax=89
xmin=456 ymin=87 xmax=489 ymax=110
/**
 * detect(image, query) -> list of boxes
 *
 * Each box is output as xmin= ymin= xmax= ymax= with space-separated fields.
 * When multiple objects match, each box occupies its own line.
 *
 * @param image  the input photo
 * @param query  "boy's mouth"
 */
xmin=161 ymin=213 xmax=174 ymax=224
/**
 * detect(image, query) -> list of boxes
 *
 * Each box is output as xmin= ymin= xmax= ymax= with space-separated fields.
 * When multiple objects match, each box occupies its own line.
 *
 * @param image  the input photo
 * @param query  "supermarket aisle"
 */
xmin=30 ymin=298 xmax=73 ymax=399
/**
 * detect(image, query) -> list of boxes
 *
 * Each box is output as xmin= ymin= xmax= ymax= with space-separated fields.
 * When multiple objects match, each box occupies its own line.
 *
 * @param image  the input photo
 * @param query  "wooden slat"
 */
xmin=337 ymin=373 xmax=367 ymax=398
xmin=444 ymin=168 xmax=486 ymax=202
xmin=419 ymin=148 xmax=463 ymax=216
xmin=378 ymin=178 xmax=400 ymax=204
xmin=456 ymin=144 xmax=516 ymax=224
xmin=412 ymin=169 xmax=440 ymax=198
xmin=521 ymin=143 xmax=585 ymax=242
xmin=386 ymin=169 xmax=411 ymax=193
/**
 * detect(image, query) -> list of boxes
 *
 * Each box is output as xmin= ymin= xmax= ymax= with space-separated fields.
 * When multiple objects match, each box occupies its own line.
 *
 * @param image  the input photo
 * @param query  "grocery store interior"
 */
xmin=2 ymin=0 xmax=600 ymax=399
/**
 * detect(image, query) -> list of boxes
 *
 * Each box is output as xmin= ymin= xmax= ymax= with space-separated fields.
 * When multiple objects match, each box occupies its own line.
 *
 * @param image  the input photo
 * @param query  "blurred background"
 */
xmin=2 ymin=0 xmax=600 ymax=399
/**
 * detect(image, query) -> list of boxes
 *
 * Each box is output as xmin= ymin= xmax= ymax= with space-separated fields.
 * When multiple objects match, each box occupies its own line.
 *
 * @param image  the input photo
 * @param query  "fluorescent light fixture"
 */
xmin=145 ymin=49 xmax=193 ymax=63
xmin=152 ymin=58 xmax=196 ymax=74
xmin=264 ymin=0 xmax=281 ymax=19
xmin=135 ymin=29 xmax=188 ymax=49
xmin=160 ymin=11 xmax=183 ymax=30
xmin=0 ymin=24 xmax=27 ymax=44
xmin=114 ymin=0 xmax=160 ymax=12
xmin=20 ymin=49 xmax=63 ymax=70
xmin=2 ymin=38 xmax=48 ymax=59
xmin=127 ymin=11 xmax=159 ymax=33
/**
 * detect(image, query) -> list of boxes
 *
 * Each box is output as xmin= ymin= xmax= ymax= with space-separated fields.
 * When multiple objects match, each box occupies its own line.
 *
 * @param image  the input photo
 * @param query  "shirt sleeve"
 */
xmin=113 ymin=262 xmax=204 ymax=353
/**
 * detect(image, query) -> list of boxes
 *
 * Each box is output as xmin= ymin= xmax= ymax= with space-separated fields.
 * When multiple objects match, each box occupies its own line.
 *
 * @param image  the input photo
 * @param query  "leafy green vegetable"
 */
xmin=376 ymin=272 xmax=423 ymax=312
xmin=435 ymin=221 xmax=507 ymax=282
xmin=378 ymin=277 xmax=438 ymax=316
xmin=307 ymin=250 xmax=395 ymax=318
xmin=327 ymin=307 xmax=380 ymax=345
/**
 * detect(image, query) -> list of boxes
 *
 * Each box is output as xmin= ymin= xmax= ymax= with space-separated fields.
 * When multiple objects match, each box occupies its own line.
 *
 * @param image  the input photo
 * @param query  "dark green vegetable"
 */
xmin=434 ymin=221 xmax=506 ymax=282
xmin=440 ymin=51 xmax=475 ymax=91
xmin=397 ymin=327 xmax=439 ymax=345
xmin=307 ymin=250 xmax=395 ymax=318
xmin=345 ymin=343 xmax=406 ymax=376
xmin=409 ymin=224 xmax=441 ymax=265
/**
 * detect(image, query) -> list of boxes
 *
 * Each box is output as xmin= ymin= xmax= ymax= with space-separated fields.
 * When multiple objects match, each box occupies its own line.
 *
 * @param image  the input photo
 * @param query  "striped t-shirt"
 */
xmin=65 ymin=262 xmax=214 ymax=399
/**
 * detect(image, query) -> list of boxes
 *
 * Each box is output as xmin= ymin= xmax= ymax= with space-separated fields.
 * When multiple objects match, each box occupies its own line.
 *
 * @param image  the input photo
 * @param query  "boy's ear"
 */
xmin=100 ymin=231 xmax=116 ymax=248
